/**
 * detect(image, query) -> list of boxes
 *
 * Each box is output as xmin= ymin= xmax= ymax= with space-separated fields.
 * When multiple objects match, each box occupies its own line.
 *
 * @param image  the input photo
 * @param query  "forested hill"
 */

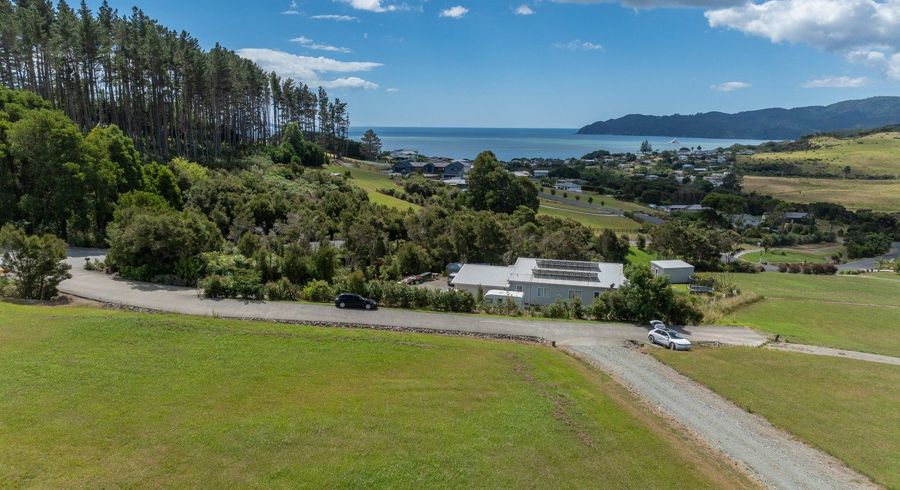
xmin=577 ymin=97 xmax=900 ymax=140
xmin=0 ymin=1 xmax=350 ymax=162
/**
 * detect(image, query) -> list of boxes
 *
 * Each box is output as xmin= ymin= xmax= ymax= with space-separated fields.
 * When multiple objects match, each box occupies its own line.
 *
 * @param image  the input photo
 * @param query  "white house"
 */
xmin=650 ymin=260 xmax=694 ymax=284
xmin=452 ymin=258 xmax=626 ymax=306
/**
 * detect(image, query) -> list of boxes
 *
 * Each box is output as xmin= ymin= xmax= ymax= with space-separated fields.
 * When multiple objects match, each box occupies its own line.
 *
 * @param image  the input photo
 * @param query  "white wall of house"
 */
xmin=508 ymin=281 xmax=610 ymax=306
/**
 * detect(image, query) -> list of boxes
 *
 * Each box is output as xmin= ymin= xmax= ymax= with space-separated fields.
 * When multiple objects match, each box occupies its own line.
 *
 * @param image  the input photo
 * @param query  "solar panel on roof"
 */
xmin=534 ymin=259 xmax=599 ymax=271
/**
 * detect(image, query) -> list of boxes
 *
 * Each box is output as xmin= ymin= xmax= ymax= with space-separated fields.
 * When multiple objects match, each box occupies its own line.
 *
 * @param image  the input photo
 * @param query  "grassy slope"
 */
xmin=742 ymin=176 xmax=900 ymax=212
xmin=538 ymin=200 xmax=642 ymax=230
xmin=714 ymin=272 xmax=900 ymax=356
xmin=653 ymin=347 xmax=900 ymax=489
xmin=0 ymin=303 xmax=752 ymax=488
xmin=626 ymin=246 xmax=657 ymax=266
xmin=739 ymin=249 xmax=828 ymax=264
xmin=742 ymin=132 xmax=900 ymax=177
xmin=326 ymin=163 xmax=419 ymax=211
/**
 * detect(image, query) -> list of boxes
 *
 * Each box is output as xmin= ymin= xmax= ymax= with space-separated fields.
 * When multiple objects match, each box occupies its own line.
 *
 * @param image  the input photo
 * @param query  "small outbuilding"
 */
xmin=650 ymin=260 xmax=695 ymax=284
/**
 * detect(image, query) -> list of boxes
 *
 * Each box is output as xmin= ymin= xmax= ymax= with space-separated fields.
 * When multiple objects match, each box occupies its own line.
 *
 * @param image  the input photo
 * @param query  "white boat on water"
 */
xmin=669 ymin=138 xmax=680 ymax=145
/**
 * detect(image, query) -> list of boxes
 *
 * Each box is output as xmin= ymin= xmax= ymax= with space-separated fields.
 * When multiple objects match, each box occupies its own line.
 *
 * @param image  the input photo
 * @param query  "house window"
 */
xmin=515 ymin=285 xmax=523 ymax=292
xmin=568 ymin=290 xmax=582 ymax=301
xmin=593 ymin=291 xmax=601 ymax=298
xmin=536 ymin=287 xmax=549 ymax=298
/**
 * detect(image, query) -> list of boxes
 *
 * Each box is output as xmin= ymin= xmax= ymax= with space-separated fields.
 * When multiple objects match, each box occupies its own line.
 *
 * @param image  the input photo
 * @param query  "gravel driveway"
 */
xmin=60 ymin=248 xmax=874 ymax=488
xmin=566 ymin=343 xmax=877 ymax=490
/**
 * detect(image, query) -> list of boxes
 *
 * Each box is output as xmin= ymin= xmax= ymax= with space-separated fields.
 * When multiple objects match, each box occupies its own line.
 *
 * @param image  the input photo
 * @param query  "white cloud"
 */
xmin=291 ymin=36 xmax=352 ymax=54
xmin=705 ymin=0 xmax=900 ymax=79
xmin=324 ymin=77 xmax=380 ymax=90
xmin=282 ymin=0 xmax=299 ymax=15
xmin=710 ymin=81 xmax=751 ymax=91
xmin=554 ymin=39 xmax=604 ymax=50
xmin=802 ymin=76 xmax=868 ymax=88
xmin=551 ymin=0 xmax=745 ymax=8
xmin=311 ymin=14 xmax=360 ymax=21
xmin=236 ymin=48 xmax=381 ymax=90
xmin=515 ymin=4 xmax=535 ymax=15
xmin=440 ymin=6 xmax=469 ymax=18
xmin=335 ymin=0 xmax=406 ymax=12
xmin=386 ymin=87 xmax=400 ymax=92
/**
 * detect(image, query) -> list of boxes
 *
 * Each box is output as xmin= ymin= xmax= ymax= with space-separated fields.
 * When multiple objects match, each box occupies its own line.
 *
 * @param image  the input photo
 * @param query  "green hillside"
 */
xmin=740 ymin=131 xmax=900 ymax=178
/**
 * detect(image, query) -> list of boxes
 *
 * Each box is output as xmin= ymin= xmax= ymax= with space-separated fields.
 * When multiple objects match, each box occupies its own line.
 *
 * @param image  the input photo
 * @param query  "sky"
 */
xmin=94 ymin=0 xmax=900 ymax=128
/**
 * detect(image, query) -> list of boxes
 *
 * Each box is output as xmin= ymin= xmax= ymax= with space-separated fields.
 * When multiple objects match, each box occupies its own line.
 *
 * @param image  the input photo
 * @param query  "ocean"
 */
xmin=348 ymin=127 xmax=768 ymax=160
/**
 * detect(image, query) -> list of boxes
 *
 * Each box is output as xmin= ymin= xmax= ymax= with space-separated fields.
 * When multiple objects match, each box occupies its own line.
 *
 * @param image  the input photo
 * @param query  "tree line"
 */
xmin=0 ymin=0 xmax=351 ymax=162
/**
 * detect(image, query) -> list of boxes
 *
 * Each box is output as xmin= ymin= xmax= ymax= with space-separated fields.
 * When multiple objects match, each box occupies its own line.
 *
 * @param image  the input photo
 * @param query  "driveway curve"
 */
xmin=60 ymin=248 xmax=874 ymax=489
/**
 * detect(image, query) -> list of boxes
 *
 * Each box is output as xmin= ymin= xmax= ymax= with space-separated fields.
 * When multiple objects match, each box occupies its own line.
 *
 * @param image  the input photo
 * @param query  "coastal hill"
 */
xmin=577 ymin=97 xmax=900 ymax=140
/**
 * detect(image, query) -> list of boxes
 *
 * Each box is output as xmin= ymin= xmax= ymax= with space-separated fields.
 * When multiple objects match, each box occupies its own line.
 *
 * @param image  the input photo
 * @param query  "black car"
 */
xmin=334 ymin=293 xmax=378 ymax=310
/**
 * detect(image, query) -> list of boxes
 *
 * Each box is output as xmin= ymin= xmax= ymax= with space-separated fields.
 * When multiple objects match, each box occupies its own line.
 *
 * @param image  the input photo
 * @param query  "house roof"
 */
xmin=651 ymin=259 xmax=694 ymax=269
xmin=508 ymin=258 xmax=624 ymax=289
xmin=450 ymin=264 xmax=512 ymax=289
xmin=784 ymin=212 xmax=810 ymax=219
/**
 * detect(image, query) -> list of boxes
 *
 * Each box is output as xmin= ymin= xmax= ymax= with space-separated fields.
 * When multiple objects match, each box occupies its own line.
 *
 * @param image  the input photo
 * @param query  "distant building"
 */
xmin=783 ymin=212 xmax=811 ymax=223
xmin=661 ymin=204 xmax=706 ymax=214
xmin=650 ymin=260 xmax=695 ymax=284
xmin=533 ymin=169 xmax=550 ymax=178
xmin=554 ymin=180 xmax=582 ymax=193
xmin=730 ymin=214 xmax=763 ymax=229
xmin=450 ymin=264 xmax=513 ymax=297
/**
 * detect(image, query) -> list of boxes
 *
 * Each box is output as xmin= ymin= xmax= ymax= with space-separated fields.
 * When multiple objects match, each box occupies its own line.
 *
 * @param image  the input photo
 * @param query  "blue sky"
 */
xmin=94 ymin=0 xmax=900 ymax=127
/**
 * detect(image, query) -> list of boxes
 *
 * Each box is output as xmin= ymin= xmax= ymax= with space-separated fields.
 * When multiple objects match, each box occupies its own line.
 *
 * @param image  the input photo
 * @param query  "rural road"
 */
xmin=839 ymin=241 xmax=900 ymax=271
xmin=59 ymin=248 xmax=874 ymax=489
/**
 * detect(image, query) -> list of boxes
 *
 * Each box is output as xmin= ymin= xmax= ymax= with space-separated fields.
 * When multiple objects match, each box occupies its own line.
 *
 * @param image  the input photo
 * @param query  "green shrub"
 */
xmin=303 ymin=280 xmax=334 ymax=303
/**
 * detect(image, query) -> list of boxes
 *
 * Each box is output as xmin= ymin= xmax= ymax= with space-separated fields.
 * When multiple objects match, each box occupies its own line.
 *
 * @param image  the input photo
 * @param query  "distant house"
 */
xmin=392 ymin=160 xmax=414 ymax=175
xmin=554 ymin=181 xmax=582 ymax=193
xmin=731 ymin=214 xmax=763 ymax=229
xmin=662 ymin=204 xmax=706 ymax=214
xmin=533 ymin=169 xmax=550 ymax=178
xmin=650 ymin=260 xmax=694 ymax=284
xmin=784 ymin=212 xmax=811 ymax=223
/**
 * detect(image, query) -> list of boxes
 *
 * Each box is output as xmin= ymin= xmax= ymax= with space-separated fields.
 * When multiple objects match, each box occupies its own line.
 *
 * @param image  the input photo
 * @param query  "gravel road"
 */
xmin=566 ymin=343 xmax=877 ymax=490
xmin=767 ymin=342 xmax=900 ymax=366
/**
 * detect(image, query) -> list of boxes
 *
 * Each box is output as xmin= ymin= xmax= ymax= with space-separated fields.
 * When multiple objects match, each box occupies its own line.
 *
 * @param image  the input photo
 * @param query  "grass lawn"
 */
xmin=539 ymin=201 xmax=642 ymax=231
xmin=741 ymin=132 xmax=900 ymax=177
xmin=742 ymin=176 xmax=900 ymax=212
xmin=739 ymin=249 xmax=828 ymax=264
xmin=626 ymin=246 xmax=657 ymax=266
xmin=653 ymin=347 xmax=900 ymax=489
xmin=326 ymin=163 xmax=419 ymax=211
xmin=0 ymin=303 xmax=751 ymax=488
xmin=710 ymin=272 xmax=900 ymax=357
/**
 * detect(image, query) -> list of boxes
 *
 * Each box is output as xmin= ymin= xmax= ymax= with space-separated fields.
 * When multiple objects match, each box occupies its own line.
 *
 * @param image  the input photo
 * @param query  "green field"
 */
xmin=713 ymin=272 xmax=900 ymax=356
xmin=739 ymin=249 xmax=828 ymax=264
xmin=326 ymin=162 xmax=419 ymax=211
xmin=743 ymin=175 xmax=900 ymax=212
xmin=539 ymin=200 xmax=642 ymax=231
xmin=741 ymin=132 xmax=900 ymax=177
xmin=653 ymin=347 xmax=900 ymax=489
xmin=0 ymin=303 xmax=751 ymax=488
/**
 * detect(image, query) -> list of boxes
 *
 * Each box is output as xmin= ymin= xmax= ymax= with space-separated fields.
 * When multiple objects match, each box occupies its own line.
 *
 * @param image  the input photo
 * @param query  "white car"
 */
xmin=648 ymin=328 xmax=692 ymax=350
